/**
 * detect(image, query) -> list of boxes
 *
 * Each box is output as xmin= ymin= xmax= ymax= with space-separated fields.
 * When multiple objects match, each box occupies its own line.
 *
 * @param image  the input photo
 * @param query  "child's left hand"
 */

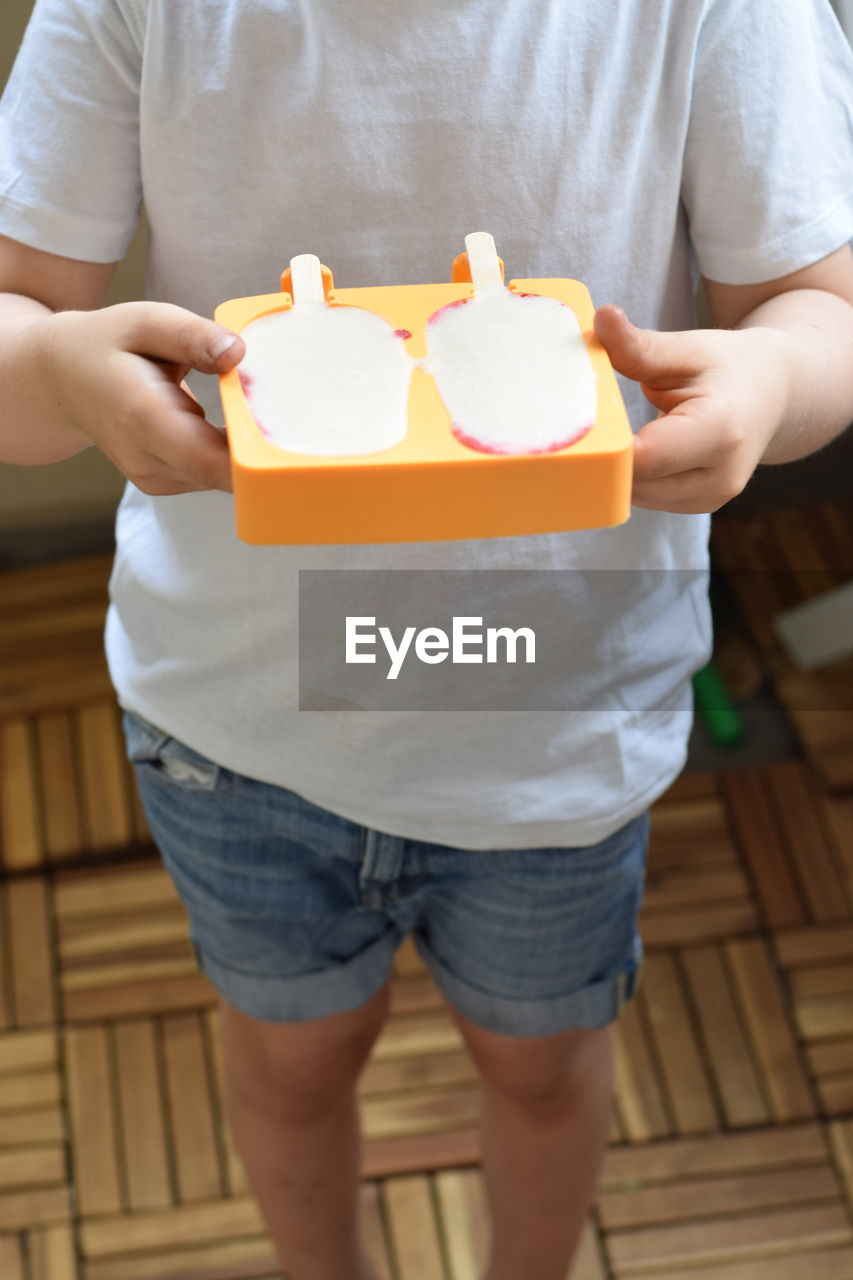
xmin=593 ymin=304 xmax=794 ymax=514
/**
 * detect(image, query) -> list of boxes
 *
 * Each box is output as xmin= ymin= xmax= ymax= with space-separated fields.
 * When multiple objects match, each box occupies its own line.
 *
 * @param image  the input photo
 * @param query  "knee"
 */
xmin=473 ymin=1024 xmax=613 ymax=1109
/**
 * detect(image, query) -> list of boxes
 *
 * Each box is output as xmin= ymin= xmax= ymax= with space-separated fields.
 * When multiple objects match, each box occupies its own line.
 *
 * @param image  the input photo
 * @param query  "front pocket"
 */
xmin=122 ymin=709 xmax=225 ymax=793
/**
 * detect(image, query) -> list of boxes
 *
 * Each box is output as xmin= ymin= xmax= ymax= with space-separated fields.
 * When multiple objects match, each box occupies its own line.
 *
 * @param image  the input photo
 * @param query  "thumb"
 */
xmin=593 ymin=304 xmax=704 ymax=384
xmin=113 ymin=301 xmax=246 ymax=375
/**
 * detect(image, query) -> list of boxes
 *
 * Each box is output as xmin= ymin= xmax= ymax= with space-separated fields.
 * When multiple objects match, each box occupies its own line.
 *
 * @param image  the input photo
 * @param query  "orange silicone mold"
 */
xmin=215 ymin=242 xmax=633 ymax=545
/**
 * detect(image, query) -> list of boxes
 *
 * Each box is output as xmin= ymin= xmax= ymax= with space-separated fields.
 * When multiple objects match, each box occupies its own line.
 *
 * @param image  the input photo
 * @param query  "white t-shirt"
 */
xmin=2 ymin=0 xmax=852 ymax=849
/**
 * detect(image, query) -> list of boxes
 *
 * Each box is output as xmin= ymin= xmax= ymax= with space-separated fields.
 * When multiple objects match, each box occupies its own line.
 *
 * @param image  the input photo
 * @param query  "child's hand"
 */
xmin=33 ymin=301 xmax=245 ymax=494
xmin=593 ymin=305 xmax=794 ymax=514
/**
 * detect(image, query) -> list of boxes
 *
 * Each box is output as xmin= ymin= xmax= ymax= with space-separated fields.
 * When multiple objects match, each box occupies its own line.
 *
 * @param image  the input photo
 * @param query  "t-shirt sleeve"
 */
xmin=0 ymin=0 xmax=143 ymax=263
xmin=682 ymin=0 xmax=853 ymax=285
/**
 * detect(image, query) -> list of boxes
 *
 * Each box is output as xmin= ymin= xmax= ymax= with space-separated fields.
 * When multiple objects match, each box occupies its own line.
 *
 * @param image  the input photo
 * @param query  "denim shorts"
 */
xmin=121 ymin=706 xmax=650 ymax=1037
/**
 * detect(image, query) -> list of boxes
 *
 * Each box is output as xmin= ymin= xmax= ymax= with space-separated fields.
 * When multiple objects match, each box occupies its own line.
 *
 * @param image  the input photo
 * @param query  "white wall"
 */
xmin=0 ymin=0 xmax=148 ymax=533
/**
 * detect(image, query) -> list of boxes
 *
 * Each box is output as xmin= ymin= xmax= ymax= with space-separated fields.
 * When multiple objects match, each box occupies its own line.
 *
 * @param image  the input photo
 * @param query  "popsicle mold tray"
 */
xmin=215 ymin=239 xmax=633 ymax=545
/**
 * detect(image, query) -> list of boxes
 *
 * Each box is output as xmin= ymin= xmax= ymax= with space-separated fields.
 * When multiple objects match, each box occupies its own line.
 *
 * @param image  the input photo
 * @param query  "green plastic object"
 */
xmin=692 ymin=662 xmax=746 ymax=747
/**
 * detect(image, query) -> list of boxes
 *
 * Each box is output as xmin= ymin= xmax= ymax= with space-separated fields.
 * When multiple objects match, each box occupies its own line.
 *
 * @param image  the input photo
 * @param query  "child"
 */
xmin=1 ymin=2 xmax=852 ymax=1277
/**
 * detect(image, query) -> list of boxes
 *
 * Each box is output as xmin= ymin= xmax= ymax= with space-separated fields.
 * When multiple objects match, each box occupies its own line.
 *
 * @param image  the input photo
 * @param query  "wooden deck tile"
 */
xmin=640 ymin=1249 xmax=853 ymax=1280
xmin=607 ymin=1204 xmax=852 ymax=1275
xmin=601 ymin=1121 xmax=829 ymax=1185
xmin=28 ymin=1223 xmax=78 ymax=1280
xmin=36 ymin=713 xmax=85 ymax=865
xmin=642 ymin=795 xmax=759 ymax=945
xmin=612 ymin=992 xmax=671 ymax=1141
xmin=0 ymin=554 xmax=114 ymax=721
xmin=434 ymin=1167 xmax=490 ymax=1280
xmin=641 ymin=952 xmax=719 ymax=1134
xmin=75 ymin=703 xmax=136 ymax=853
xmin=599 ymin=1164 xmax=840 ymax=1230
xmin=0 ymin=719 xmax=43 ymax=872
xmin=84 ymin=1234 xmax=279 ymax=1280
xmin=763 ymin=760 xmax=852 ymax=921
xmin=725 ymin=937 xmax=815 ymax=1122
xmin=0 ymin=548 xmax=144 ymax=867
xmin=65 ymin=1025 xmax=123 ymax=1217
xmin=0 ymin=1025 xmax=69 ymax=1239
xmin=161 ymin=1011 xmax=225 ymax=1204
xmin=384 ymin=1174 xmax=448 ymax=1277
xmin=722 ymin=768 xmax=807 ymax=928
xmin=600 ymin=1125 xmax=851 ymax=1278
xmin=6 ymin=878 xmax=57 ymax=1027
xmin=54 ymin=859 xmax=216 ymax=1021
xmin=113 ymin=1018 xmax=172 ymax=1212
xmin=79 ymin=1195 xmax=266 ymax=1259
xmin=773 ymin=926 xmax=853 ymax=1116
xmin=681 ymin=945 xmax=769 ymax=1127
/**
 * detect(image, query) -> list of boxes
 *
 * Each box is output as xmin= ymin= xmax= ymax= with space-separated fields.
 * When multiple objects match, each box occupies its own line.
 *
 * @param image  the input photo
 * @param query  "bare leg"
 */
xmin=219 ymin=988 xmax=390 ymax=1280
xmin=478 ymin=1026 xmax=614 ymax=1280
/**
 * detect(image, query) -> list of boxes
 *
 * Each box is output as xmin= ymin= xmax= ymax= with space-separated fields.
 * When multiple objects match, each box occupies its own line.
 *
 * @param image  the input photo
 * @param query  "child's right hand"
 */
xmin=35 ymin=301 xmax=246 ymax=495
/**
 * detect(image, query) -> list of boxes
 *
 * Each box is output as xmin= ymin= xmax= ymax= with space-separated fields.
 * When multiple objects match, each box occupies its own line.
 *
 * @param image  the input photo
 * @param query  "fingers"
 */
xmin=109 ymin=361 xmax=234 ymax=494
xmin=631 ymin=395 xmax=738 ymax=479
xmin=111 ymin=301 xmax=245 ymax=375
xmin=136 ymin=380 xmax=234 ymax=494
xmin=154 ymin=425 xmax=233 ymax=494
xmin=594 ymin=305 xmax=709 ymax=384
xmin=131 ymin=425 xmax=233 ymax=495
xmin=630 ymin=397 xmax=749 ymax=513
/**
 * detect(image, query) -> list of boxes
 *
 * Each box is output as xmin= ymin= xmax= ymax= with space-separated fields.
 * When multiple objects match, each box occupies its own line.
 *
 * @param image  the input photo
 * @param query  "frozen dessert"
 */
xmin=425 ymin=232 xmax=597 ymax=454
xmin=237 ymin=255 xmax=415 ymax=457
xmin=235 ymin=237 xmax=596 ymax=459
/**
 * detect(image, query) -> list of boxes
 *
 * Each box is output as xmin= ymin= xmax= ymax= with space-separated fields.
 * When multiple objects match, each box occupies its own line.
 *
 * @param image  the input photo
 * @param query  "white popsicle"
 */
xmin=426 ymin=232 xmax=597 ymax=455
xmin=237 ymin=254 xmax=415 ymax=457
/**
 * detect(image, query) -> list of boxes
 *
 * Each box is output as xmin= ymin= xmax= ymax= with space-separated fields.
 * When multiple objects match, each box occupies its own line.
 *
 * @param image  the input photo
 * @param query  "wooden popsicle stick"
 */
xmin=464 ymin=231 xmax=504 ymax=292
xmin=289 ymin=252 xmax=326 ymax=304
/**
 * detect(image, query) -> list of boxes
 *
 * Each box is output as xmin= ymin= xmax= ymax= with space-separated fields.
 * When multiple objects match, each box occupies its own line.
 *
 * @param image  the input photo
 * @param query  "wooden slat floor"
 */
xmin=0 ymin=505 xmax=852 ymax=1279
